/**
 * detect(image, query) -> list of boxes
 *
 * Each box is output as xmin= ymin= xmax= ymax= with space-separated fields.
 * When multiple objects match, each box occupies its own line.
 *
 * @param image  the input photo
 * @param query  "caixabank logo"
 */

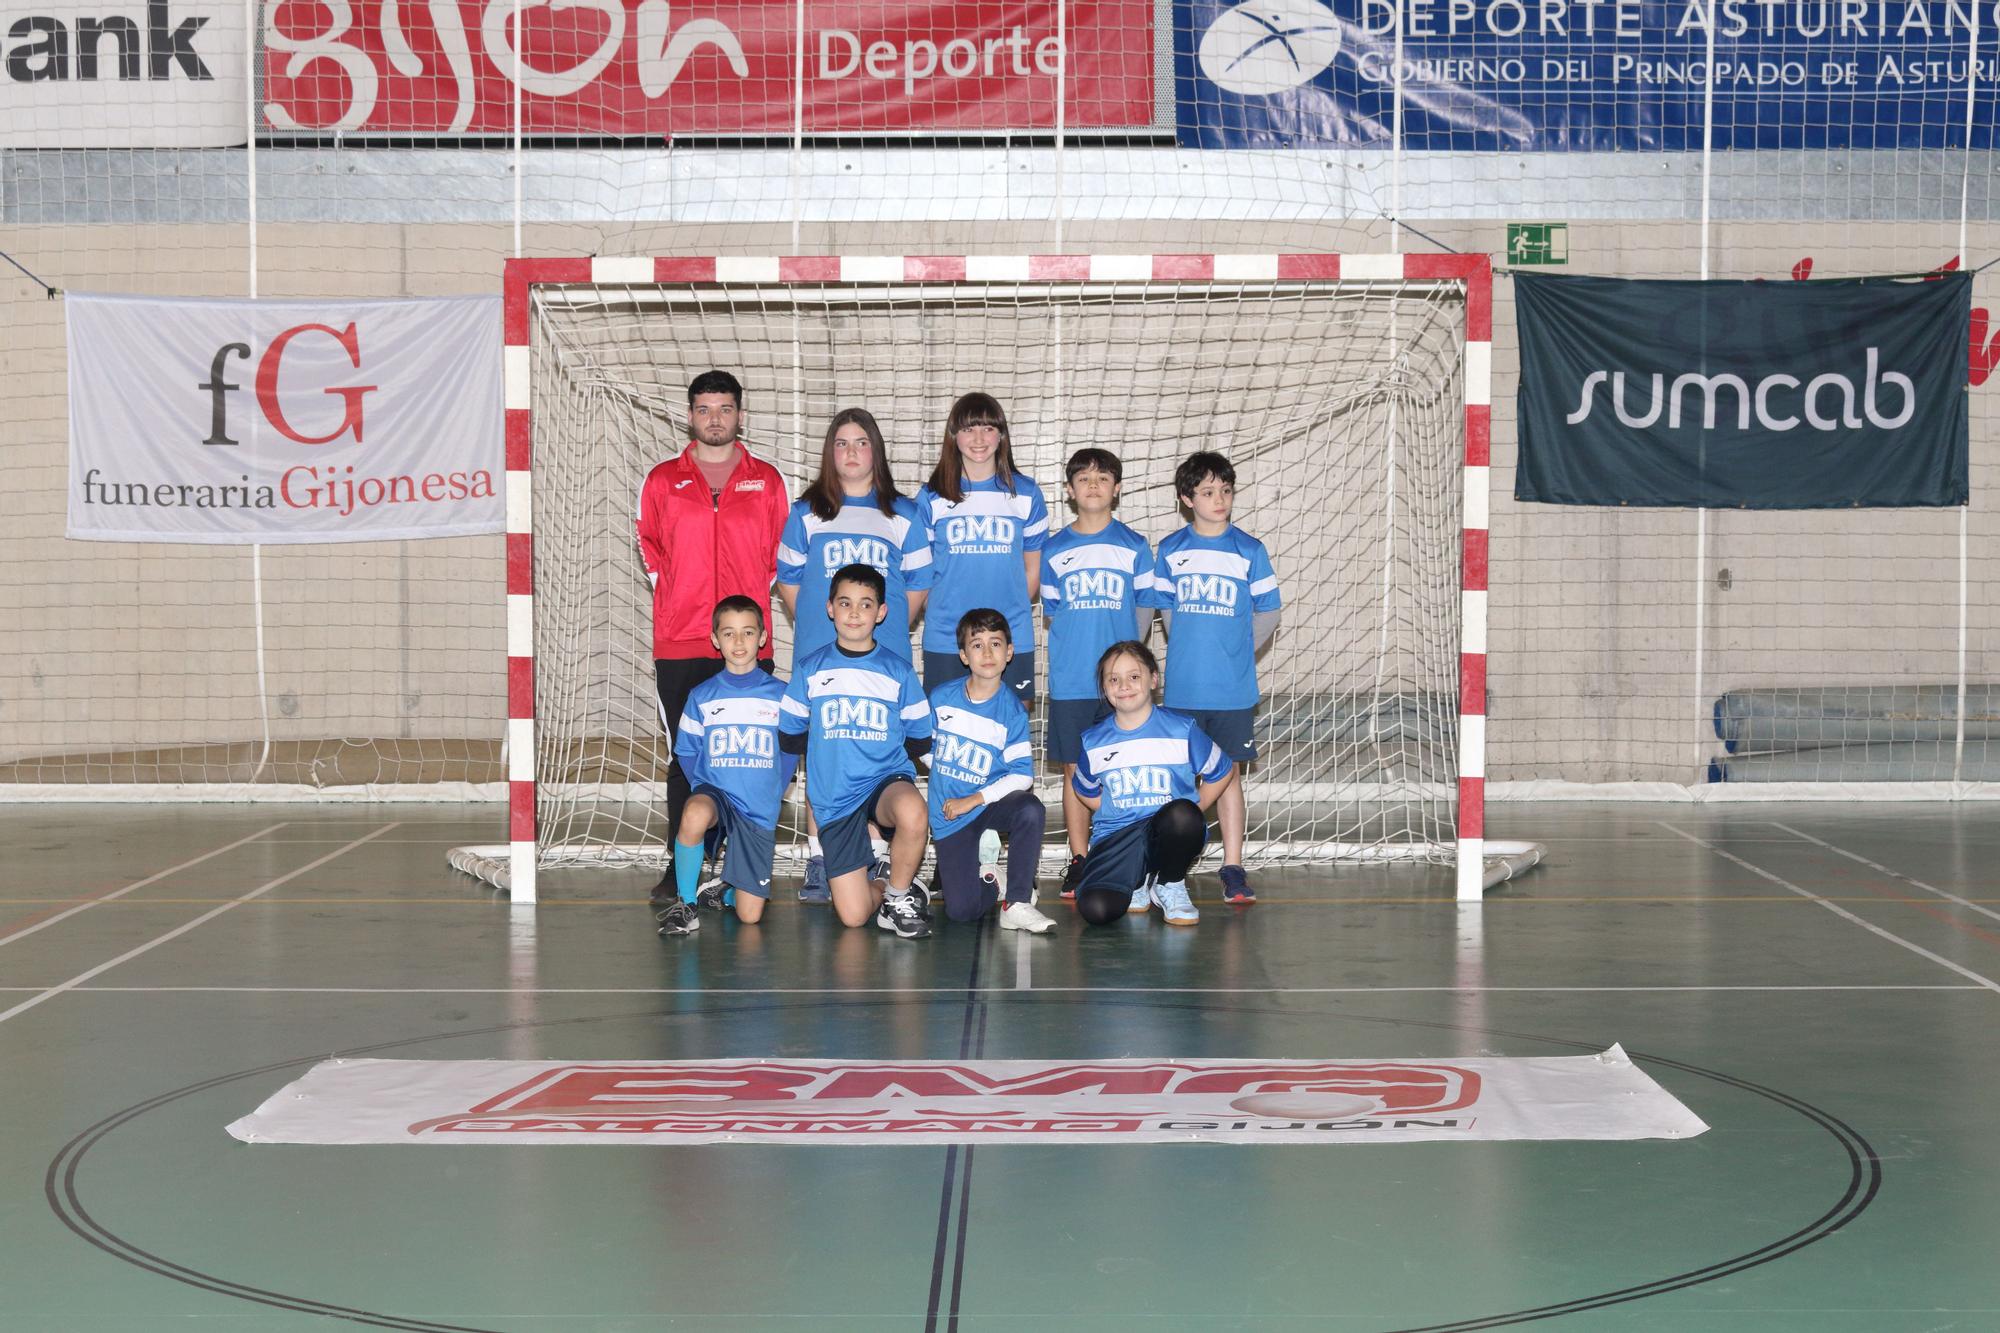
xmin=404 ymin=1059 xmax=1483 ymax=1139
xmin=67 ymin=294 xmax=504 ymax=544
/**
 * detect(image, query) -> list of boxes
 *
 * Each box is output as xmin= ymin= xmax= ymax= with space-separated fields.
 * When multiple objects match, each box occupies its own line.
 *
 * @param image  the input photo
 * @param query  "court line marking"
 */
xmin=0 ymin=823 xmax=399 ymax=1030
xmin=11 ymin=976 xmax=1984 ymax=984
xmin=1013 ymin=934 xmax=1032 ymax=990
xmin=1771 ymin=822 xmax=2000 ymax=926
xmin=0 ymin=824 xmax=288 ymax=949
xmin=1659 ymin=822 xmax=2000 ymax=994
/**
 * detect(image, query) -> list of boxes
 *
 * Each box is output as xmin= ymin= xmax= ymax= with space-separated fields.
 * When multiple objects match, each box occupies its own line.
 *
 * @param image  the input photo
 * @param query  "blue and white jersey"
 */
xmin=675 ymin=668 xmax=797 ymax=828
xmin=1071 ymin=707 xmax=1232 ymax=841
xmin=775 ymin=492 xmax=932 ymax=663
xmin=780 ymin=642 xmax=934 ymax=818
xmin=925 ymin=677 xmax=1035 ymax=839
xmin=1141 ymin=525 xmax=1282 ymax=711
xmin=1039 ymin=519 xmax=1154 ymax=701
xmin=916 ymin=474 xmax=1051 ymax=654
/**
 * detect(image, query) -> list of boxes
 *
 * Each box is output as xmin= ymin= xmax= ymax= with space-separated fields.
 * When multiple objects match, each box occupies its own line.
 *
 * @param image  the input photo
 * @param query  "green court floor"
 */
xmin=3 ymin=803 xmax=1998 ymax=1330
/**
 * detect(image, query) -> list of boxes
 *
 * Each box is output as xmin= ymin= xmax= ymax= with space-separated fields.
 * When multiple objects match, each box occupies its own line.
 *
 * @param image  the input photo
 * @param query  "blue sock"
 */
xmin=674 ymin=841 xmax=703 ymax=904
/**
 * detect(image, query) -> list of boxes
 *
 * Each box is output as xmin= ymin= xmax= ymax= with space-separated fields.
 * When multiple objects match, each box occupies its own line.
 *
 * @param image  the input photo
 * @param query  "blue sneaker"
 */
xmin=798 ymin=854 xmax=831 ymax=903
xmin=1219 ymin=864 xmax=1255 ymax=904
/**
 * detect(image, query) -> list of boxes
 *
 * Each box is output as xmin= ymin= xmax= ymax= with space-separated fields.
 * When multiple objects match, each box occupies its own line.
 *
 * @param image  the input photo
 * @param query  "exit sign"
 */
xmin=1507 ymin=223 xmax=1569 ymax=265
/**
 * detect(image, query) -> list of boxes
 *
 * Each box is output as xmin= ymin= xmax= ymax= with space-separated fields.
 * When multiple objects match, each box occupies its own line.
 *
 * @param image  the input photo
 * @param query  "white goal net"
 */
xmin=447 ymin=257 xmax=1533 ymax=901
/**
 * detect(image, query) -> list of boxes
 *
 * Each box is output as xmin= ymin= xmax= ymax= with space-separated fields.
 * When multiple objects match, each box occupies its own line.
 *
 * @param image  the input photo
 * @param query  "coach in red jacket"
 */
xmin=635 ymin=370 xmax=789 ymax=898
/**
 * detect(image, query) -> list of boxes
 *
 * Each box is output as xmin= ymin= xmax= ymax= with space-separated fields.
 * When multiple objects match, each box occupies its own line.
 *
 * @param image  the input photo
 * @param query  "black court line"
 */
xmin=45 ymin=994 xmax=1880 ymax=1332
xmin=925 ymin=916 xmax=991 ymax=1333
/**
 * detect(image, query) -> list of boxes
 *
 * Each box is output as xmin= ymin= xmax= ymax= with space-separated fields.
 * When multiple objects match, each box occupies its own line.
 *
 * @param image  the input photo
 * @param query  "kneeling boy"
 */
xmin=780 ymin=564 xmax=937 ymax=939
xmin=927 ymin=609 xmax=1055 ymax=933
xmin=658 ymin=595 xmax=798 ymax=937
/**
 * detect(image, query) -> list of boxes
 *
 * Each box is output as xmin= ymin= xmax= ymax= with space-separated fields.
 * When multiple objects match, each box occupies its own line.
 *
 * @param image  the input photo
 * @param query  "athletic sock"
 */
xmin=674 ymin=840 xmax=704 ymax=904
xmin=805 ymin=834 xmax=823 ymax=857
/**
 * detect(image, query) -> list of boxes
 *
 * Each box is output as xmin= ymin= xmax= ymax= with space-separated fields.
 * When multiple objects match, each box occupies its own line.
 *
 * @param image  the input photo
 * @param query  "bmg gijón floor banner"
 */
xmin=1514 ymin=272 xmax=1969 ymax=509
xmin=66 ymin=294 xmax=504 ymax=544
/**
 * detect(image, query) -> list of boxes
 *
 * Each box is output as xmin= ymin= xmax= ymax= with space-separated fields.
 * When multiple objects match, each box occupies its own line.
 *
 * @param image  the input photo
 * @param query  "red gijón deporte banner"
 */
xmin=260 ymin=0 xmax=1155 ymax=134
xmin=66 ymin=294 xmax=504 ymax=544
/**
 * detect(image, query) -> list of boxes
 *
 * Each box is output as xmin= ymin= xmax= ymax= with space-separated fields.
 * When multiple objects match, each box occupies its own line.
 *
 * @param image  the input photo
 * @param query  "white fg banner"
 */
xmin=67 ymin=293 xmax=503 ymax=544
xmin=227 ymin=1047 xmax=1709 ymax=1147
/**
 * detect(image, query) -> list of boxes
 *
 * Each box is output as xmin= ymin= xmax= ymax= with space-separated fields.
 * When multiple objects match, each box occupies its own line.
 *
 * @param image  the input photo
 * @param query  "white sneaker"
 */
xmin=1129 ymin=877 xmax=1153 ymax=913
xmin=1153 ymin=880 xmax=1199 ymax=926
xmin=1001 ymin=899 xmax=1057 ymax=934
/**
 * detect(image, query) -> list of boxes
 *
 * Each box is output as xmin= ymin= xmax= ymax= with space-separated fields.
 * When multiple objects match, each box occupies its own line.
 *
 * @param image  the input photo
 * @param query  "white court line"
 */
xmin=0 ymin=823 xmax=399 ymax=1029
xmin=7 ymin=976 xmax=1984 ymax=984
xmin=0 ymin=823 xmax=287 ymax=949
xmin=1770 ymin=822 xmax=2000 ymax=926
xmin=1015 ymin=935 xmax=1032 ymax=990
xmin=1659 ymin=822 xmax=2000 ymax=995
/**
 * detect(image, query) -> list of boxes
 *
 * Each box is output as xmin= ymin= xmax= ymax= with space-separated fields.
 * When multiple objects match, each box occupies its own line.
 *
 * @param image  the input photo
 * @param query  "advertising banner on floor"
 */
xmin=226 ymin=1047 xmax=1709 ymax=1145
xmin=260 ymin=0 xmax=1154 ymax=134
xmin=1514 ymin=272 xmax=1969 ymax=509
xmin=1175 ymin=0 xmax=1998 ymax=150
xmin=67 ymin=294 xmax=504 ymax=544
xmin=1 ymin=0 xmax=248 ymax=147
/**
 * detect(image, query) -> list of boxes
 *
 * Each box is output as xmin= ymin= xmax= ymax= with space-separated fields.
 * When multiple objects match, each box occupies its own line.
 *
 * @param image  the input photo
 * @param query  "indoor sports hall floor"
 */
xmin=3 ymin=801 xmax=1997 ymax=1332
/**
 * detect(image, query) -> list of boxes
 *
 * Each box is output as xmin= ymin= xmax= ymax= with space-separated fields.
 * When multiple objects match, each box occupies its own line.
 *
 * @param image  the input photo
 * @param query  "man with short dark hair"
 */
xmin=636 ymin=371 xmax=788 ymax=904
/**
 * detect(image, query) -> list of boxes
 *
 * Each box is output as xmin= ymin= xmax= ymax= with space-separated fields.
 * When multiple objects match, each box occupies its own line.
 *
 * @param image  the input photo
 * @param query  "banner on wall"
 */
xmin=0 ymin=0 xmax=248 ymax=147
xmin=1514 ymin=272 xmax=1969 ymax=509
xmin=226 ymin=1048 xmax=1710 ymax=1146
xmin=1175 ymin=0 xmax=1999 ymax=150
xmin=67 ymin=294 xmax=504 ymax=544
xmin=260 ymin=0 xmax=1154 ymax=134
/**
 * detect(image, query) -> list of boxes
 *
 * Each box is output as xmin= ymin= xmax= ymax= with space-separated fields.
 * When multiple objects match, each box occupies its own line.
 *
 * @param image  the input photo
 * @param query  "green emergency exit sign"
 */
xmin=1507 ymin=223 xmax=1569 ymax=265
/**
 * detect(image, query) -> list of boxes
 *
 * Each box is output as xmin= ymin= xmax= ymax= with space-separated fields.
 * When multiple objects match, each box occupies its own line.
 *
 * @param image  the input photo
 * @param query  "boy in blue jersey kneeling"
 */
xmin=1141 ymin=450 xmax=1282 ymax=905
xmin=1071 ymin=641 xmax=1235 ymax=928
xmin=658 ymin=596 xmax=799 ymax=937
xmin=779 ymin=564 xmax=937 ymax=939
xmin=926 ymin=610 xmax=1056 ymax=933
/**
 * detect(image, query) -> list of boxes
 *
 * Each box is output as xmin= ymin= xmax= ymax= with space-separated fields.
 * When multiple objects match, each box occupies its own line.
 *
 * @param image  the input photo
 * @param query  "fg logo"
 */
xmin=1197 ymin=0 xmax=1342 ymax=96
xmin=199 ymin=323 xmax=379 ymax=448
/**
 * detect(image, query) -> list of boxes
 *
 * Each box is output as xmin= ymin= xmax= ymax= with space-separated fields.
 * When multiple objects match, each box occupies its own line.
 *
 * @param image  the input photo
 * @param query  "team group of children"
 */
xmin=655 ymin=392 xmax=1282 ymax=942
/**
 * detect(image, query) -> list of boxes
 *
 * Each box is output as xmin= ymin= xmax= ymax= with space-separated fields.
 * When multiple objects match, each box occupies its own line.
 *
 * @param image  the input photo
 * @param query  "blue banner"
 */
xmin=1175 ymin=0 xmax=1999 ymax=149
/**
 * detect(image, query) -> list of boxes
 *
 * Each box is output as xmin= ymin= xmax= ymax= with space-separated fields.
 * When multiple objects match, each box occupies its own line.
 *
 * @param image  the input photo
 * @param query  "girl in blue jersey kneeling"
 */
xmin=1069 ymin=641 xmax=1235 ymax=928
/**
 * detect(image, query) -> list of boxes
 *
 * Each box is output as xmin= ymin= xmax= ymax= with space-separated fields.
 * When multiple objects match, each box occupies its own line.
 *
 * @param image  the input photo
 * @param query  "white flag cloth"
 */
xmin=228 ymin=1046 xmax=1709 ymax=1147
xmin=67 ymin=293 xmax=503 ymax=545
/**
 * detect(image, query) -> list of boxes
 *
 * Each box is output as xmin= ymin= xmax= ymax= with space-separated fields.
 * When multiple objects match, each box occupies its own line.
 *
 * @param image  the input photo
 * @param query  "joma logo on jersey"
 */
xmin=709 ymin=726 xmax=773 ymax=759
xmin=822 ymin=537 xmax=891 ymax=573
xmin=935 ymin=734 xmax=993 ymax=778
xmin=1177 ymin=573 xmax=1238 ymax=607
xmin=1064 ymin=569 xmax=1123 ymax=601
xmin=945 ymin=515 xmax=1015 ymax=546
xmin=1104 ymin=766 xmax=1172 ymax=799
xmin=821 ymin=698 xmax=890 ymax=731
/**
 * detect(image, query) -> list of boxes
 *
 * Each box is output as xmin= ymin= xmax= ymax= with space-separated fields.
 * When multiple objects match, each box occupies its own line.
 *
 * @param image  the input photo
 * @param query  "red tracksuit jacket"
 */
xmin=634 ymin=443 xmax=789 ymax=659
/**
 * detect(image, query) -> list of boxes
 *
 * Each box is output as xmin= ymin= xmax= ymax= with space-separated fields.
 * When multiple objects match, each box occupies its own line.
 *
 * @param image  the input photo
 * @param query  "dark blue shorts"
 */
xmin=687 ymin=784 xmax=777 ymax=898
xmin=1045 ymin=696 xmax=1113 ymax=766
xmin=923 ymin=649 xmax=1036 ymax=706
xmin=1076 ymin=808 xmax=1208 ymax=895
xmin=817 ymin=773 xmax=918 ymax=879
xmin=1182 ymin=705 xmax=1258 ymax=764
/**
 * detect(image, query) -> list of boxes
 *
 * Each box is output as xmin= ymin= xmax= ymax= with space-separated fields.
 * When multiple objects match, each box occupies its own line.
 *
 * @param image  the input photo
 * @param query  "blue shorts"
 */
xmin=688 ymin=785 xmax=777 ymax=899
xmin=1076 ymin=809 xmax=1208 ymax=895
xmin=1182 ymin=706 xmax=1258 ymax=764
xmin=923 ymin=649 xmax=1036 ymax=707
xmin=817 ymin=773 xmax=918 ymax=879
xmin=1046 ymin=696 xmax=1113 ymax=766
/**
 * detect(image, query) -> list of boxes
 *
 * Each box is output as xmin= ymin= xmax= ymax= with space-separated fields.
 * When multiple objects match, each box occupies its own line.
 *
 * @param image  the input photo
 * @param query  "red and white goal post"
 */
xmin=448 ymin=253 xmax=1544 ymax=904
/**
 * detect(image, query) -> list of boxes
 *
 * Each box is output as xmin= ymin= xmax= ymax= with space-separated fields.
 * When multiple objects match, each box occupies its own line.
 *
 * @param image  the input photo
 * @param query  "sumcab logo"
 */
xmin=406 ymin=1059 xmax=1481 ymax=1137
xmin=260 ymin=0 xmax=1153 ymax=134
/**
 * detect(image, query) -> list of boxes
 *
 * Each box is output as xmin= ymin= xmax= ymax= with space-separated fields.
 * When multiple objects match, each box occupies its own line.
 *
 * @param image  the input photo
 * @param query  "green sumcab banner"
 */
xmin=1515 ymin=272 xmax=1969 ymax=509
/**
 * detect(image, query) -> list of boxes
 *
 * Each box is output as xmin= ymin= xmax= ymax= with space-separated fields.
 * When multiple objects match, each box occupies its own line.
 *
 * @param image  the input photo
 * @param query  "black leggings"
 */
xmin=1076 ymin=799 xmax=1206 ymax=927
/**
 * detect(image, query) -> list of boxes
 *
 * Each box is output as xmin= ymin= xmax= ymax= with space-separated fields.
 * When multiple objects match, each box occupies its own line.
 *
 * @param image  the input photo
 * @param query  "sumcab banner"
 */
xmin=261 ymin=0 xmax=1154 ymax=134
xmin=225 ymin=1048 xmax=1710 ymax=1145
xmin=67 ymin=294 xmax=503 ymax=544
xmin=1514 ymin=272 xmax=1969 ymax=509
